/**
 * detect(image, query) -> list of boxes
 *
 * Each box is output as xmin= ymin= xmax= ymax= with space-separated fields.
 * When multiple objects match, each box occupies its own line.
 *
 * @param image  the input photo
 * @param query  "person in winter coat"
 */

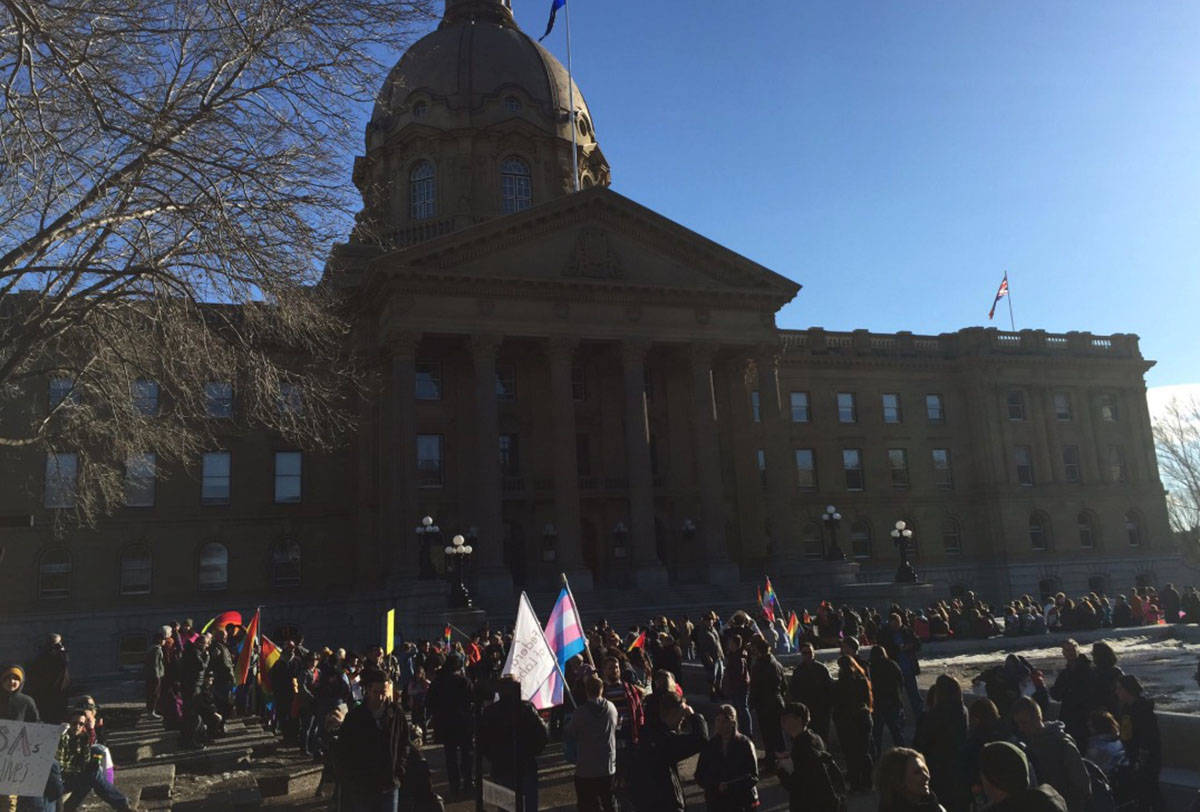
xmin=913 ymin=675 xmax=969 ymax=812
xmin=1090 ymin=642 xmax=1124 ymax=716
xmin=144 ymin=630 xmax=167 ymax=719
xmin=789 ymin=642 xmax=833 ymax=742
xmin=870 ymin=645 xmax=905 ymax=757
xmin=696 ymin=615 xmax=724 ymax=699
xmin=978 ymin=740 xmax=1069 ymax=812
xmin=777 ymin=702 xmax=843 ymax=812
xmin=721 ymin=634 xmax=753 ymax=739
xmin=695 ymin=704 xmax=758 ymax=812
xmin=876 ymin=747 xmax=945 ymax=812
xmin=208 ymin=629 xmax=236 ymax=717
xmin=832 ymin=654 xmax=874 ymax=791
xmin=1116 ymin=674 xmax=1163 ymax=812
xmin=335 ymin=669 xmax=413 ymax=811
xmin=748 ymin=637 xmax=787 ymax=767
xmin=1084 ymin=710 xmax=1127 ymax=774
xmin=630 ymin=688 xmax=708 ymax=812
xmin=0 ymin=664 xmax=39 ymax=722
xmin=1049 ymin=640 xmax=1094 ymax=748
xmin=964 ymin=698 xmax=1011 ymax=802
xmin=564 ymin=674 xmax=619 ymax=812
xmin=1012 ymin=697 xmax=1091 ymax=812
xmin=25 ymin=633 xmax=70 ymax=724
xmin=881 ymin=614 xmax=924 ymax=720
xmin=479 ymin=676 xmax=549 ymax=812
xmin=426 ymin=654 xmax=475 ymax=795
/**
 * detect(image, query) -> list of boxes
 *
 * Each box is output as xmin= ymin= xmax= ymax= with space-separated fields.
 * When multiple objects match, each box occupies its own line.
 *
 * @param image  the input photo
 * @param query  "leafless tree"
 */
xmin=0 ymin=0 xmax=434 ymax=522
xmin=1153 ymin=396 xmax=1200 ymax=538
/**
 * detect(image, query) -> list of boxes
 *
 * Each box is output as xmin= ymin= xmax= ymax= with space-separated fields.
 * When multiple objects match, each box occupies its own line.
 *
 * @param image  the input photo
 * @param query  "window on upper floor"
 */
xmin=410 ymin=160 xmax=436 ymax=221
xmin=1077 ymin=512 xmax=1096 ymax=550
xmin=942 ymin=518 xmax=963 ymax=555
xmin=496 ymin=364 xmax=516 ymax=401
xmin=198 ymin=542 xmax=228 ymax=591
xmin=204 ymin=381 xmax=233 ymax=417
xmin=1063 ymin=445 xmax=1082 ymax=484
xmin=843 ymin=449 xmax=864 ymax=491
xmin=795 ymin=449 xmax=816 ymax=491
xmin=202 ymin=451 xmax=231 ymax=505
xmin=417 ymin=434 xmax=444 ymax=487
xmin=850 ymin=520 xmax=872 ymax=559
xmin=1007 ymin=390 xmax=1026 ymax=421
xmin=1099 ymin=394 xmax=1120 ymax=422
xmin=571 ymin=365 xmax=587 ymax=401
xmin=1014 ymin=445 xmax=1034 ymax=486
xmin=124 ymin=452 xmax=156 ymax=508
xmin=750 ymin=390 xmax=761 ymax=423
xmin=415 ymin=362 xmax=442 ymax=401
xmin=1029 ymin=512 xmax=1051 ymax=551
xmin=932 ymin=448 xmax=954 ymax=490
xmin=500 ymin=434 xmax=521 ymax=477
xmin=1108 ymin=445 xmax=1128 ymax=483
xmin=48 ymin=376 xmax=77 ymax=410
xmin=790 ymin=392 xmax=810 ymax=423
xmin=120 ymin=544 xmax=152 ymax=595
xmin=274 ymin=451 xmax=302 ymax=503
xmin=887 ymin=448 xmax=910 ymax=489
xmin=277 ymin=382 xmax=302 ymax=414
xmin=271 ymin=540 xmax=302 ymax=587
xmin=1054 ymin=392 xmax=1073 ymax=421
xmin=837 ymin=392 xmax=857 ymax=424
xmin=925 ymin=393 xmax=945 ymax=424
xmin=1125 ymin=510 xmax=1142 ymax=547
xmin=756 ymin=448 xmax=766 ymax=488
xmin=882 ymin=393 xmax=902 ymax=424
xmin=132 ymin=379 xmax=159 ymax=416
xmin=501 ymin=157 xmax=532 ymax=214
xmin=44 ymin=452 xmax=77 ymax=509
xmin=38 ymin=548 xmax=72 ymax=599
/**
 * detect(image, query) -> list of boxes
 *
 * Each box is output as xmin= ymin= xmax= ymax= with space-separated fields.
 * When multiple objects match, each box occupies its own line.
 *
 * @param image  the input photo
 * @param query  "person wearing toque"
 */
xmin=978 ymin=740 xmax=1068 ymax=811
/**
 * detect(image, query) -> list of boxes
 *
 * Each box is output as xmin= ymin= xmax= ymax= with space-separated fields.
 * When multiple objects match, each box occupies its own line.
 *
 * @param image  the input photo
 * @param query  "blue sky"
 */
xmin=481 ymin=1 xmax=1200 ymax=387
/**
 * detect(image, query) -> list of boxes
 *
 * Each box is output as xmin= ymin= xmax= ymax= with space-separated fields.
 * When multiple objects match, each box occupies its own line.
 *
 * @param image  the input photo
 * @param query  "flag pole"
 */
xmin=564 ymin=0 xmax=579 ymax=192
xmin=561 ymin=572 xmax=594 ymax=667
xmin=1005 ymin=271 xmax=1016 ymax=331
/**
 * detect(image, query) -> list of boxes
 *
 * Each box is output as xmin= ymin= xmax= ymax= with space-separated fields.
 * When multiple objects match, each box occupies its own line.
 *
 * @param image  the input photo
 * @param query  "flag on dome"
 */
xmin=538 ymin=0 xmax=566 ymax=42
xmin=531 ymin=586 xmax=587 ymax=709
xmin=989 ymin=273 xmax=1009 ymax=320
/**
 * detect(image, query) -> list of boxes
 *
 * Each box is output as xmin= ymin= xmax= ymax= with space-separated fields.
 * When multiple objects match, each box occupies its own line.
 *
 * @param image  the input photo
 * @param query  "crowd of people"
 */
xmin=1 ymin=584 xmax=1192 ymax=811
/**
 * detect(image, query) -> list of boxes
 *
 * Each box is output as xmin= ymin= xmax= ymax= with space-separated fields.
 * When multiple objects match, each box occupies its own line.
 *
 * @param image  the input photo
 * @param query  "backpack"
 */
xmin=1082 ymin=758 xmax=1116 ymax=812
xmin=817 ymin=750 xmax=849 ymax=812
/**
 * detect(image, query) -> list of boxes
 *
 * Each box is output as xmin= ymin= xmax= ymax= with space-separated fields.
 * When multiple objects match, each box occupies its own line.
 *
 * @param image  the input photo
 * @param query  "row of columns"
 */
xmin=384 ymin=334 xmax=748 ymax=593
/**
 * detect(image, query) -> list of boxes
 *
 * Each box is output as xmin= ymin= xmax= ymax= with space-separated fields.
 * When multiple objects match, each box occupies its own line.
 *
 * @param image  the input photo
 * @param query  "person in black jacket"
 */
xmin=0 ymin=664 xmax=39 ymax=722
xmin=25 ymin=633 xmax=70 ymax=724
xmin=748 ymin=638 xmax=786 ymax=768
xmin=630 ymin=687 xmax=708 ymax=812
xmin=913 ymin=675 xmax=969 ymax=812
xmin=479 ymin=676 xmax=548 ymax=812
xmin=1116 ymin=674 xmax=1163 ymax=812
xmin=870 ymin=645 xmax=905 ymax=758
xmin=335 ymin=669 xmax=411 ymax=811
xmin=832 ymin=654 xmax=874 ymax=791
xmin=789 ymin=642 xmax=833 ymax=742
xmin=876 ymin=746 xmax=945 ymax=812
xmin=777 ymin=702 xmax=843 ymax=812
xmin=1048 ymin=640 xmax=1094 ymax=748
xmin=426 ymin=654 xmax=475 ymax=795
xmin=694 ymin=704 xmax=758 ymax=812
xmin=179 ymin=633 xmax=212 ymax=748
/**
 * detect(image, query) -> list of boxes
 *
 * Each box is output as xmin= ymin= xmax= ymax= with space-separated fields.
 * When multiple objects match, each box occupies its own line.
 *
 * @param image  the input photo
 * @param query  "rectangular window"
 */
xmin=1014 ymin=445 xmax=1035 ymax=486
xmin=415 ymin=362 xmax=442 ymax=401
xmin=1007 ymin=391 xmax=1026 ymax=421
xmin=925 ymin=393 xmax=945 ymax=424
xmin=790 ymin=392 xmax=810 ymax=423
xmin=882 ymin=393 xmax=902 ymax=424
xmin=499 ymin=434 xmax=520 ymax=477
xmin=1099 ymin=394 xmax=1120 ymax=422
xmin=204 ymin=381 xmax=233 ymax=417
xmin=1063 ymin=445 xmax=1082 ymax=483
xmin=571 ymin=365 xmax=587 ymax=401
xmin=756 ymin=448 xmax=767 ymax=488
xmin=48 ymin=376 xmax=76 ymax=410
xmin=888 ymin=448 xmax=910 ymax=488
xmin=843 ymin=448 xmax=864 ymax=491
xmin=132 ymin=379 xmax=159 ymax=416
xmin=417 ymin=434 xmax=444 ymax=487
xmin=274 ymin=451 xmax=302 ymax=503
xmin=932 ymin=448 xmax=954 ymax=490
xmin=1053 ymin=392 xmax=1073 ymax=421
xmin=496 ymin=364 xmax=516 ymax=401
xmin=278 ymin=382 xmax=302 ymax=414
xmin=124 ymin=453 xmax=156 ymax=507
xmin=44 ymin=452 xmax=78 ymax=508
xmin=201 ymin=452 xmax=231 ymax=505
xmin=795 ymin=449 xmax=816 ymax=490
xmin=1108 ymin=445 xmax=1128 ymax=483
xmin=837 ymin=392 xmax=857 ymax=424
xmin=576 ymin=434 xmax=591 ymax=477
xmin=750 ymin=390 xmax=761 ymax=423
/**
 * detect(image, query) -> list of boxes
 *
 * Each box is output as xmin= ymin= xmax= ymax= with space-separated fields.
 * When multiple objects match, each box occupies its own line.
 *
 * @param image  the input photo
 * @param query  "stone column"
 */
xmin=690 ymin=344 xmax=738 ymax=584
xmin=547 ymin=337 xmax=593 ymax=591
xmin=1034 ymin=387 xmax=1056 ymax=483
xmin=1079 ymin=389 xmax=1105 ymax=483
xmin=757 ymin=346 xmax=794 ymax=559
xmin=385 ymin=332 xmax=420 ymax=584
xmin=620 ymin=339 xmax=669 ymax=588
xmin=469 ymin=334 xmax=510 ymax=596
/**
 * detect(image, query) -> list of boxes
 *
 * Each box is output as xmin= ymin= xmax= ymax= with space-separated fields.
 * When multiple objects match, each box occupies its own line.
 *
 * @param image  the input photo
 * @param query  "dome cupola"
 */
xmin=351 ymin=0 xmax=609 ymax=247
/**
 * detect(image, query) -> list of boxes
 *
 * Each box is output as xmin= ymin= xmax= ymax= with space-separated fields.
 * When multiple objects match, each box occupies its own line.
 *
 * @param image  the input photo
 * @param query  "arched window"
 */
xmin=1077 ymin=512 xmax=1097 ymax=550
xmin=198 ymin=542 xmax=228 ymax=591
xmin=38 ymin=548 xmax=71 ymax=599
xmin=1029 ymin=512 xmax=1052 ymax=551
xmin=850 ymin=520 xmax=872 ymax=559
xmin=120 ymin=544 xmax=152 ymax=595
xmin=409 ymin=160 xmax=435 ymax=221
xmin=801 ymin=523 xmax=823 ymax=560
xmin=271 ymin=540 xmax=301 ymax=587
xmin=501 ymin=157 xmax=532 ymax=214
xmin=1125 ymin=511 xmax=1142 ymax=547
xmin=942 ymin=518 xmax=962 ymax=555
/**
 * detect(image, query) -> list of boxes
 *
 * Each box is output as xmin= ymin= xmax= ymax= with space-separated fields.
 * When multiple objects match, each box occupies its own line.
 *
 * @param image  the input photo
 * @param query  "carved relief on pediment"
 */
xmin=563 ymin=227 xmax=625 ymax=280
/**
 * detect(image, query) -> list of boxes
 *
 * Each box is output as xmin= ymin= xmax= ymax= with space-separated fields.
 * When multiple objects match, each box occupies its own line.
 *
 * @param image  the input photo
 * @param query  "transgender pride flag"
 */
xmin=531 ymin=586 xmax=587 ymax=709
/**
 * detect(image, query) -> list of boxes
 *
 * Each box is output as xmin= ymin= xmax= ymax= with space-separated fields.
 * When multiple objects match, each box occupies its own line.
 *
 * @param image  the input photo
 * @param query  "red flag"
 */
xmin=236 ymin=608 xmax=260 ymax=686
xmin=627 ymin=630 xmax=646 ymax=652
xmin=988 ymin=273 xmax=1009 ymax=320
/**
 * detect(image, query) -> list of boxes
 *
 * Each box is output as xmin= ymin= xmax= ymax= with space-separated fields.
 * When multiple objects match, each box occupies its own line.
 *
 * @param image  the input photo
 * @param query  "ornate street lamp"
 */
xmin=612 ymin=521 xmax=629 ymax=560
xmin=890 ymin=520 xmax=918 ymax=584
xmin=415 ymin=515 xmax=440 ymax=580
xmin=541 ymin=523 xmax=558 ymax=563
xmin=821 ymin=505 xmax=845 ymax=561
xmin=444 ymin=533 xmax=474 ymax=608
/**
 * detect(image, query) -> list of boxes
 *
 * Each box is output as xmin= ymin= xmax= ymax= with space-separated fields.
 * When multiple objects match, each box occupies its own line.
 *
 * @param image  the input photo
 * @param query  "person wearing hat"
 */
xmin=1 ymin=664 xmax=39 ymax=722
xmin=978 ymin=740 xmax=1067 ymax=811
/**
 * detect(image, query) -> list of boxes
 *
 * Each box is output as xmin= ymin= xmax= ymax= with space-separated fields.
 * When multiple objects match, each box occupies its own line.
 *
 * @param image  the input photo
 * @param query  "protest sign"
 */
xmin=0 ymin=719 xmax=62 ymax=796
xmin=501 ymin=592 xmax=557 ymax=703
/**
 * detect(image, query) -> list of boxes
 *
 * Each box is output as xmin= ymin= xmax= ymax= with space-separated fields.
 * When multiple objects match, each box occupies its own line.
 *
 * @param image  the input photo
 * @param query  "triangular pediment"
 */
xmin=367 ymin=187 xmax=800 ymax=306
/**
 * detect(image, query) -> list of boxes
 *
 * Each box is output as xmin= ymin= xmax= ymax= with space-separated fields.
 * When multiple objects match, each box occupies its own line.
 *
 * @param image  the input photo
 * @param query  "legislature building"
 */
xmin=0 ymin=0 xmax=1181 ymax=674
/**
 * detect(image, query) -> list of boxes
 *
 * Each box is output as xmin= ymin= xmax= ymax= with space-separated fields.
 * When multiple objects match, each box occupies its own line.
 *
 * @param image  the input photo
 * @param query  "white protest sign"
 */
xmin=501 ymin=591 xmax=557 ymax=703
xmin=482 ymin=778 xmax=516 ymax=811
xmin=0 ymin=719 xmax=62 ymax=796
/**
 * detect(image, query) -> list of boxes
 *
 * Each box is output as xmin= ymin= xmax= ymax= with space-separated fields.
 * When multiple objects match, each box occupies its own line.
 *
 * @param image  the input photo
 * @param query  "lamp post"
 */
xmin=445 ymin=533 xmax=474 ymax=608
xmin=822 ymin=505 xmax=845 ymax=561
xmin=415 ymin=515 xmax=440 ymax=580
xmin=890 ymin=520 xmax=918 ymax=584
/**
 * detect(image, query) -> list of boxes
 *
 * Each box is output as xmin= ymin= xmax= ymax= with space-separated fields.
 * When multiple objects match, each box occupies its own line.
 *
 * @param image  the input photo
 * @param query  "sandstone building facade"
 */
xmin=0 ymin=0 xmax=1179 ymax=674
